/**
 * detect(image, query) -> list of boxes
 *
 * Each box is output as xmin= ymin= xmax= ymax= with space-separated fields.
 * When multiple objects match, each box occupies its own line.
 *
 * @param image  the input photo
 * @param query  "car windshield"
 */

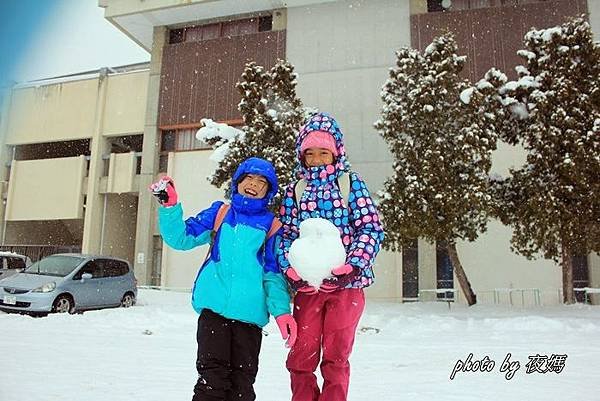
xmin=24 ymin=256 xmax=85 ymax=277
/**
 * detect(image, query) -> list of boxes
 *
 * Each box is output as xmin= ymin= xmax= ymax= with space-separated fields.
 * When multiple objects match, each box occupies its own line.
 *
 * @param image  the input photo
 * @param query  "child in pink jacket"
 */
xmin=277 ymin=112 xmax=384 ymax=401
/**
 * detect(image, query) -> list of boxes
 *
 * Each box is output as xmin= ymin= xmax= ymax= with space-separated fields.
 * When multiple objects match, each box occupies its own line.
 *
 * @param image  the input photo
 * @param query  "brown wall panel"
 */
xmin=159 ymin=30 xmax=286 ymax=127
xmin=410 ymin=0 xmax=589 ymax=82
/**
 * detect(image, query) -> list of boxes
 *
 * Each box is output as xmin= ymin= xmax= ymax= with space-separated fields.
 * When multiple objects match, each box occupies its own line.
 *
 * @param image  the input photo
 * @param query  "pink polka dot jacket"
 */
xmin=276 ymin=112 xmax=385 ymax=289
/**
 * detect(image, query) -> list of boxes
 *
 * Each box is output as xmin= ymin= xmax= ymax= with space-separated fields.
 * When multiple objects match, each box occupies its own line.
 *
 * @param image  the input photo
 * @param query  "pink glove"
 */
xmin=275 ymin=313 xmax=297 ymax=348
xmin=332 ymin=263 xmax=354 ymax=275
xmin=320 ymin=264 xmax=359 ymax=293
xmin=149 ymin=176 xmax=178 ymax=207
xmin=285 ymin=267 xmax=318 ymax=294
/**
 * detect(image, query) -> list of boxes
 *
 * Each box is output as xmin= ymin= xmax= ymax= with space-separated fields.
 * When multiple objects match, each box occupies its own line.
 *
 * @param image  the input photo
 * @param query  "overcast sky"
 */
xmin=1 ymin=0 xmax=149 ymax=85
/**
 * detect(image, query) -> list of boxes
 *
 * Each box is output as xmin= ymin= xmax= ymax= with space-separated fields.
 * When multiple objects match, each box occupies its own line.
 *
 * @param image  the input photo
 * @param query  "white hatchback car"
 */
xmin=0 ymin=252 xmax=32 ymax=281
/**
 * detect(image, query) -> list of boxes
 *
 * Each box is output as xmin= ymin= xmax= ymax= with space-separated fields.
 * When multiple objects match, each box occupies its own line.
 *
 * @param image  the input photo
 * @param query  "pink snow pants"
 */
xmin=286 ymin=288 xmax=365 ymax=401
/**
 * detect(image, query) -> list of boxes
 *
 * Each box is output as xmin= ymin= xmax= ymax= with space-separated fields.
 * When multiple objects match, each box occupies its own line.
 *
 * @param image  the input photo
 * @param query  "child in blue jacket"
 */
xmin=150 ymin=157 xmax=296 ymax=401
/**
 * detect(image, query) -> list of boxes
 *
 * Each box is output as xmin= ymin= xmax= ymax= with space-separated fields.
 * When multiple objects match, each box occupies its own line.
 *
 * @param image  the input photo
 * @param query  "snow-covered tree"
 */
xmin=196 ymin=118 xmax=245 ymax=166
xmin=201 ymin=60 xmax=304 ymax=206
xmin=485 ymin=17 xmax=600 ymax=304
xmin=375 ymin=33 xmax=500 ymax=306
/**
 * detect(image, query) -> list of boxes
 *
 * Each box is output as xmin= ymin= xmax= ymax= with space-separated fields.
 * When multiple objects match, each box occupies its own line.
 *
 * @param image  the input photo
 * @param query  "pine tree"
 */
xmin=206 ymin=60 xmax=304 ymax=207
xmin=486 ymin=17 xmax=600 ymax=304
xmin=375 ymin=33 xmax=500 ymax=306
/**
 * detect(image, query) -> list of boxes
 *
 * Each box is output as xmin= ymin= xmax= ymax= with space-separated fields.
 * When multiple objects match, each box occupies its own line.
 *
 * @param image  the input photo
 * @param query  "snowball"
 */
xmin=288 ymin=218 xmax=346 ymax=287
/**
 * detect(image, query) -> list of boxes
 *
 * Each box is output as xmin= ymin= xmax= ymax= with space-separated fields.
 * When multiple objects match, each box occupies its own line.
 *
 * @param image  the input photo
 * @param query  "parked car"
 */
xmin=0 ymin=254 xmax=137 ymax=315
xmin=0 ymin=252 xmax=32 ymax=281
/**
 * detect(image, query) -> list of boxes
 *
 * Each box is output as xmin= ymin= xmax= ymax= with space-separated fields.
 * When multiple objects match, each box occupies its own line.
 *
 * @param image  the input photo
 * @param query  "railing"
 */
xmin=0 ymin=244 xmax=81 ymax=263
xmin=420 ymin=288 xmax=546 ymax=307
xmin=418 ymin=289 xmax=458 ymax=309
xmin=487 ymin=288 xmax=541 ymax=306
xmin=137 ymin=285 xmax=191 ymax=293
xmin=574 ymin=288 xmax=600 ymax=304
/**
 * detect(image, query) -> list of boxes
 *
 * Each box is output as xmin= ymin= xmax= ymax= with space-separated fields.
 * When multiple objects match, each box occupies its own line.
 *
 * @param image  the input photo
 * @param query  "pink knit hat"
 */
xmin=300 ymin=130 xmax=338 ymax=156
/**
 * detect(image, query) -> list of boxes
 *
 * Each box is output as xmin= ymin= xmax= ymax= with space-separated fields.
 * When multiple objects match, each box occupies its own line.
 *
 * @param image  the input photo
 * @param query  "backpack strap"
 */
xmin=266 ymin=217 xmax=283 ymax=239
xmin=336 ymin=172 xmax=351 ymax=207
xmin=205 ymin=203 xmax=230 ymax=263
xmin=293 ymin=180 xmax=308 ymax=206
xmin=293 ymin=172 xmax=351 ymax=208
xmin=213 ymin=203 xmax=230 ymax=234
xmin=206 ymin=204 xmax=281 ymax=263
xmin=259 ymin=217 xmax=283 ymax=262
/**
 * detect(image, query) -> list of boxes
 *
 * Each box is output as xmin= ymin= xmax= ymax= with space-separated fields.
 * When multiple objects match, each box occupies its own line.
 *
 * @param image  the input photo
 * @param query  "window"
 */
xmin=161 ymin=131 xmax=177 ymax=152
xmin=201 ymin=24 xmax=221 ymax=40
xmin=169 ymin=29 xmax=185 ymax=44
xmin=168 ymin=16 xmax=271 ymax=44
xmin=427 ymin=0 xmax=446 ymax=12
xmin=427 ymin=0 xmax=550 ymax=12
xmin=258 ymin=16 xmax=273 ymax=32
xmin=110 ymin=135 xmax=143 ymax=154
xmin=436 ymin=241 xmax=455 ymax=300
xmin=159 ymin=128 xmax=212 ymax=172
xmin=402 ymin=239 xmax=419 ymax=301
xmin=160 ymin=129 xmax=209 ymax=152
xmin=104 ymin=134 xmax=143 ymax=176
xmin=103 ymin=259 xmax=129 ymax=277
xmin=573 ymin=255 xmax=589 ymax=303
xmin=6 ymin=257 xmax=26 ymax=270
xmin=178 ymin=129 xmax=209 ymax=150
xmin=15 ymin=139 xmax=91 ymax=161
xmin=26 ymin=255 xmax=85 ymax=277
xmin=73 ymin=260 xmax=103 ymax=280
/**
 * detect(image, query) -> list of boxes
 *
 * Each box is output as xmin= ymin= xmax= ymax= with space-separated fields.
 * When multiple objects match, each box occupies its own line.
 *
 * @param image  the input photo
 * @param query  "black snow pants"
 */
xmin=192 ymin=308 xmax=263 ymax=401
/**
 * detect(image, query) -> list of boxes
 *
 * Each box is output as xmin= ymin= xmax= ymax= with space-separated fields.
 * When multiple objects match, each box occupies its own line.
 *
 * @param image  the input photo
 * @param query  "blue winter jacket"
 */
xmin=158 ymin=157 xmax=291 ymax=327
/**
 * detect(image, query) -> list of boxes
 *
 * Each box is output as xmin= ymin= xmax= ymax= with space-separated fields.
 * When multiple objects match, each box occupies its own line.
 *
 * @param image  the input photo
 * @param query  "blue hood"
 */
xmin=231 ymin=157 xmax=278 ymax=204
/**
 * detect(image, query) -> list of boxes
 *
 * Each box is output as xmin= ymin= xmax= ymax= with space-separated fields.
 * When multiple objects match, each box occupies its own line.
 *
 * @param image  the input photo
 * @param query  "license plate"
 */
xmin=3 ymin=295 xmax=16 ymax=305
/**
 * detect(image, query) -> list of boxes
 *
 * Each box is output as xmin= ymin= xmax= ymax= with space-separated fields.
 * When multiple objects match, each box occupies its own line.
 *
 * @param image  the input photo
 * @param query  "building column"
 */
xmin=134 ymin=26 xmax=167 ymax=285
xmin=82 ymin=69 xmax=110 ymax=253
xmin=0 ymin=85 xmax=14 ymax=244
xmin=418 ymin=238 xmax=437 ymax=301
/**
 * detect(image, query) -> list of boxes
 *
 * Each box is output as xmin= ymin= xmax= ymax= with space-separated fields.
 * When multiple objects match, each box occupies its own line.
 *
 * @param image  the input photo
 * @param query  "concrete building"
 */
xmin=1 ymin=0 xmax=598 ymax=305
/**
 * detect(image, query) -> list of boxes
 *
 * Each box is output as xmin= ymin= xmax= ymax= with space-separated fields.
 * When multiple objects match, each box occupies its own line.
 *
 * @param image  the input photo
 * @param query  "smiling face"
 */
xmin=303 ymin=147 xmax=335 ymax=167
xmin=237 ymin=174 xmax=269 ymax=199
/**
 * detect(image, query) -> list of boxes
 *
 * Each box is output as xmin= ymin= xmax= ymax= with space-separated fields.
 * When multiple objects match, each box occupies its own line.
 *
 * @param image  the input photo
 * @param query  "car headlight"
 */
xmin=32 ymin=282 xmax=56 ymax=293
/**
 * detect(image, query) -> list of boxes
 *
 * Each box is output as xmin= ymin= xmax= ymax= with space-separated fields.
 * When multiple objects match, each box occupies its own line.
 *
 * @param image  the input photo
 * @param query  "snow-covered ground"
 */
xmin=2 ymin=289 xmax=599 ymax=401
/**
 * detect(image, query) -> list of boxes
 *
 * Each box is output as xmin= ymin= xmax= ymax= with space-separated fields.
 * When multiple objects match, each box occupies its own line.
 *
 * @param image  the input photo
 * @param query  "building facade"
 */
xmin=1 ymin=0 xmax=598 ymax=304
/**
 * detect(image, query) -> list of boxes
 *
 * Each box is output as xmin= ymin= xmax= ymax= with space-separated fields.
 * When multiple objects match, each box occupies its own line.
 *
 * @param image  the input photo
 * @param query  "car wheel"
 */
xmin=52 ymin=295 xmax=74 ymax=314
xmin=121 ymin=293 xmax=135 ymax=308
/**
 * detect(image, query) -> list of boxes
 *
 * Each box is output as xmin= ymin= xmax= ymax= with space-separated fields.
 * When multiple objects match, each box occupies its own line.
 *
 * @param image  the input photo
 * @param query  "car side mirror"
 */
xmin=81 ymin=273 xmax=93 ymax=282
